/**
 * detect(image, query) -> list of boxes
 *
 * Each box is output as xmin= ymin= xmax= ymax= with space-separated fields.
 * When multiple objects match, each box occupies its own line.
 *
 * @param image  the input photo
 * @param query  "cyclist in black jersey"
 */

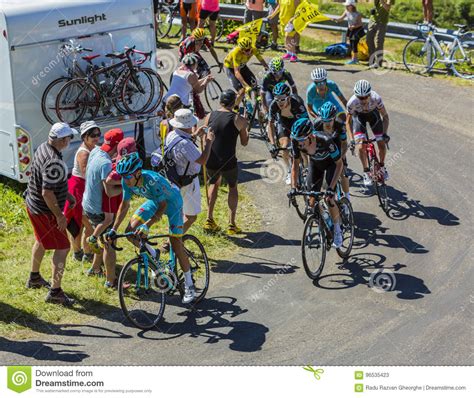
xmin=290 ymin=118 xmax=344 ymax=248
xmin=261 ymin=57 xmax=298 ymax=113
xmin=268 ymin=82 xmax=308 ymax=184
xmin=315 ymin=101 xmax=350 ymax=201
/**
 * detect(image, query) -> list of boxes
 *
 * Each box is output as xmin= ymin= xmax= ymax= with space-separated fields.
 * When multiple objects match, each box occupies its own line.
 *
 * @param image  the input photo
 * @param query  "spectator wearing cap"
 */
xmin=82 ymin=128 xmax=124 ymax=287
xmin=203 ymin=90 xmax=249 ymax=234
xmin=165 ymin=108 xmax=215 ymax=233
xmin=25 ymin=122 xmax=78 ymax=306
xmin=64 ymin=121 xmax=101 ymax=263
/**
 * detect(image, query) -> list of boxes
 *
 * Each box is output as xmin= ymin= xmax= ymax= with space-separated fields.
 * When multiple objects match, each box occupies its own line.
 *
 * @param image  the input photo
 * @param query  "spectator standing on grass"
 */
xmin=203 ymin=90 xmax=249 ymax=234
xmin=158 ymin=95 xmax=184 ymax=155
xmin=64 ymin=121 xmax=101 ymax=264
xmin=334 ymin=0 xmax=365 ymax=65
xmin=179 ymin=0 xmax=199 ymax=43
xmin=198 ymin=0 xmax=220 ymax=45
xmin=280 ymin=0 xmax=301 ymax=63
xmin=165 ymin=108 xmax=215 ymax=233
xmin=82 ymin=128 xmax=124 ymax=288
xmin=25 ymin=123 xmax=78 ymax=306
xmin=267 ymin=0 xmax=280 ymax=50
xmin=244 ymin=0 xmax=266 ymax=24
xmin=366 ymin=0 xmax=391 ymax=68
xmin=422 ymin=0 xmax=433 ymax=23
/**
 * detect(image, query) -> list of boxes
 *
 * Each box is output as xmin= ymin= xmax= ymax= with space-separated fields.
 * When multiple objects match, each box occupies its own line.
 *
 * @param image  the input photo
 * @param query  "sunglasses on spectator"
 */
xmin=88 ymin=132 xmax=101 ymax=138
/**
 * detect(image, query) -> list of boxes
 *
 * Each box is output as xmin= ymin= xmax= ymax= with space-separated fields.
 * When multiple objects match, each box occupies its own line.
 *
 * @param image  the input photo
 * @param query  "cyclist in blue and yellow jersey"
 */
xmin=224 ymin=36 xmax=268 ymax=107
xmin=268 ymin=82 xmax=308 ymax=184
xmin=315 ymin=102 xmax=350 ymax=201
xmin=289 ymin=118 xmax=344 ymax=248
xmin=260 ymin=57 xmax=298 ymax=113
xmin=306 ymin=68 xmax=348 ymax=122
xmin=105 ymin=152 xmax=196 ymax=304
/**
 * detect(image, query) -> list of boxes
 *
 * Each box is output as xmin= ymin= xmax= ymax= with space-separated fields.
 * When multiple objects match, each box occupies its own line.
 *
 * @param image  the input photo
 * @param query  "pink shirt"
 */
xmin=246 ymin=0 xmax=265 ymax=12
xmin=201 ymin=0 xmax=220 ymax=12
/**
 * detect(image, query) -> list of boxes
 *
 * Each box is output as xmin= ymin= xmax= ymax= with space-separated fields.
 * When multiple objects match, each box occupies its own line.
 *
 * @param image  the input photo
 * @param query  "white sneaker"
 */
xmin=363 ymin=172 xmax=373 ymax=187
xmin=182 ymin=284 xmax=196 ymax=304
xmin=332 ymin=230 xmax=343 ymax=248
xmin=285 ymin=172 xmax=291 ymax=185
xmin=381 ymin=167 xmax=389 ymax=181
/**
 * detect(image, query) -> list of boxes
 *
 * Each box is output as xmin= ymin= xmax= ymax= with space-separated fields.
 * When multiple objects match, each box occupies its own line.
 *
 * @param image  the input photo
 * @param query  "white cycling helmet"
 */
xmin=354 ymin=79 xmax=372 ymax=96
xmin=311 ymin=67 xmax=327 ymax=82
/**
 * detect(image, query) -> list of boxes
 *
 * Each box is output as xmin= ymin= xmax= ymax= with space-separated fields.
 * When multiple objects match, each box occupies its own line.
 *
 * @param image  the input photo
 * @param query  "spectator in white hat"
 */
xmin=334 ymin=0 xmax=365 ymax=65
xmin=165 ymin=108 xmax=215 ymax=232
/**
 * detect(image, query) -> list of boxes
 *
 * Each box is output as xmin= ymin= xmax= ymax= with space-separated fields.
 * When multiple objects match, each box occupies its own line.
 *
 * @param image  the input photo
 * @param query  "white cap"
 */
xmin=49 ymin=122 xmax=78 ymax=139
xmin=344 ymin=0 xmax=356 ymax=6
xmin=169 ymin=108 xmax=199 ymax=129
xmin=79 ymin=120 xmax=100 ymax=137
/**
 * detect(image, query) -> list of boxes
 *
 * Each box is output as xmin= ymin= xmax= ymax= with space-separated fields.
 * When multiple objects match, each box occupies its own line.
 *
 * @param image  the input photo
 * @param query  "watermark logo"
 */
xmin=368 ymin=270 xmax=396 ymax=293
xmin=260 ymin=159 xmax=288 ymax=184
xmin=8 ymin=366 xmax=32 ymax=393
xmin=156 ymin=50 xmax=178 ymax=75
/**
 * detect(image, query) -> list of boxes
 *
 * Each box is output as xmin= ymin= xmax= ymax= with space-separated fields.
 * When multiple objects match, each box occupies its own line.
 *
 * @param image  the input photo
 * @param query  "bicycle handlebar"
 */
xmin=108 ymin=232 xmax=159 ymax=252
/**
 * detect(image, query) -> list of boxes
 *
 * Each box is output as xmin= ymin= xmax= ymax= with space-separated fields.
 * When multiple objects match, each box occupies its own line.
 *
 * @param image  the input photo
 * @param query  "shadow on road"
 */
xmin=227 ymin=231 xmax=300 ymax=249
xmin=210 ymin=253 xmax=298 ymax=276
xmin=354 ymin=211 xmax=428 ymax=254
xmin=137 ymin=296 xmax=268 ymax=352
xmin=316 ymin=252 xmax=431 ymax=300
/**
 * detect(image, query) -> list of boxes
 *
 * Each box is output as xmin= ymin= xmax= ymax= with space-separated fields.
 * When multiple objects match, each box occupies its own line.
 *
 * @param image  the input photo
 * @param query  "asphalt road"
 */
xmin=1 ymin=49 xmax=473 ymax=366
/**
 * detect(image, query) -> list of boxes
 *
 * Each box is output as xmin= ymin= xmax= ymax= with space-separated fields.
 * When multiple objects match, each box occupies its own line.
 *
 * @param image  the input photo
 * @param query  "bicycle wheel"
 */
xmin=403 ymin=38 xmax=436 ymax=74
xmin=204 ymin=79 xmax=223 ymax=112
xmin=294 ymin=164 xmax=309 ymax=221
xmin=214 ymin=16 xmax=225 ymax=42
xmin=450 ymin=43 xmax=473 ymax=79
xmin=121 ymin=69 xmax=155 ymax=114
xmin=139 ymin=68 xmax=165 ymax=113
xmin=371 ymin=159 xmax=390 ymax=214
xmin=168 ymin=6 xmax=182 ymax=39
xmin=42 ymin=77 xmax=70 ymax=124
xmin=175 ymin=235 xmax=210 ymax=303
xmin=55 ymin=78 xmax=100 ymax=125
xmin=336 ymin=197 xmax=354 ymax=258
xmin=301 ymin=213 xmax=327 ymax=280
xmin=155 ymin=6 xmax=173 ymax=39
xmin=118 ymin=257 xmax=167 ymax=330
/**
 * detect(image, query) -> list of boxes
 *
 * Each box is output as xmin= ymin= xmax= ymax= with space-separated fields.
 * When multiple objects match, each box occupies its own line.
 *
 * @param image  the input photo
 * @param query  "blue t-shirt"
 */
xmin=122 ymin=170 xmax=182 ymax=208
xmin=306 ymin=80 xmax=343 ymax=112
xmin=83 ymin=147 xmax=112 ymax=215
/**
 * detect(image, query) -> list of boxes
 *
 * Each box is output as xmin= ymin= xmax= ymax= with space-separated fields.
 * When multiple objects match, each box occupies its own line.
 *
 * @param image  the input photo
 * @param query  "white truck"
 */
xmin=0 ymin=0 xmax=160 ymax=182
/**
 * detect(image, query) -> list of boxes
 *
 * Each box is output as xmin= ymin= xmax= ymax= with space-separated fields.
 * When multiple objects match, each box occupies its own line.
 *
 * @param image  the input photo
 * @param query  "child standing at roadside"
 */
xmin=334 ymin=0 xmax=364 ymax=64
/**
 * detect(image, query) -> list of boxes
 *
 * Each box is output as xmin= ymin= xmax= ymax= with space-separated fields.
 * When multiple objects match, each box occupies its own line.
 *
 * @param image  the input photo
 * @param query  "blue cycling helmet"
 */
xmin=317 ymin=101 xmax=338 ymax=122
xmin=116 ymin=152 xmax=143 ymax=176
xmin=273 ymin=82 xmax=291 ymax=97
xmin=290 ymin=118 xmax=313 ymax=141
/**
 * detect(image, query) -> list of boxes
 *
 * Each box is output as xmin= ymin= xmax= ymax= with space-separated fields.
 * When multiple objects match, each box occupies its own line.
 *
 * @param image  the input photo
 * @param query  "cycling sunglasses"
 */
xmin=122 ymin=173 xmax=136 ymax=180
xmin=315 ymin=80 xmax=327 ymax=86
xmin=276 ymin=96 xmax=289 ymax=103
xmin=357 ymin=95 xmax=370 ymax=100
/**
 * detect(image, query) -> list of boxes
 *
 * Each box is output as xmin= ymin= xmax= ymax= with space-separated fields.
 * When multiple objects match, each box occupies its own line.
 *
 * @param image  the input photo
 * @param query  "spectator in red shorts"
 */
xmin=25 ymin=123 xmax=79 ymax=306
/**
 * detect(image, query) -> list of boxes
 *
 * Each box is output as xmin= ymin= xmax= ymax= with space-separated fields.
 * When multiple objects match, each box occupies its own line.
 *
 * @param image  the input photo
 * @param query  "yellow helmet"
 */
xmin=192 ymin=28 xmax=206 ymax=40
xmin=237 ymin=36 xmax=253 ymax=50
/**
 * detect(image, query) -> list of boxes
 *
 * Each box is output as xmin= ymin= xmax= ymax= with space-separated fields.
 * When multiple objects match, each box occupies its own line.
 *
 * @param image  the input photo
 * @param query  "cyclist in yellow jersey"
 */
xmin=224 ymin=36 xmax=268 ymax=107
xmin=280 ymin=0 xmax=301 ymax=62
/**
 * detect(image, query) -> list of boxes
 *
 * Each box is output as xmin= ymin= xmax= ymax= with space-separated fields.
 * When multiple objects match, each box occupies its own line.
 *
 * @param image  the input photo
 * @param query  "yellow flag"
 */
xmin=237 ymin=18 xmax=263 ymax=45
xmin=293 ymin=1 xmax=330 ymax=34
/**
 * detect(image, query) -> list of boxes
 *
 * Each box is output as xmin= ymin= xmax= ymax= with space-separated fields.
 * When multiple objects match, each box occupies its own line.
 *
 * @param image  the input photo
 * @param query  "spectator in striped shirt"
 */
xmin=25 ymin=123 xmax=78 ymax=306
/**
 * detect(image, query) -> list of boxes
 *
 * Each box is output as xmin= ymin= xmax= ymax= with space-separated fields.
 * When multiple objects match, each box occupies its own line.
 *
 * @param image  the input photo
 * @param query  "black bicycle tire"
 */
xmin=449 ymin=43 xmax=473 ymax=80
xmin=55 ymin=78 xmax=99 ymax=126
xmin=370 ymin=157 xmax=390 ymax=214
xmin=403 ymin=38 xmax=436 ymax=74
xmin=174 ymin=234 xmax=210 ymax=304
xmin=294 ymin=164 xmax=308 ymax=221
xmin=118 ymin=257 xmax=167 ymax=330
xmin=139 ymin=68 xmax=166 ymax=113
xmin=41 ymin=76 xmax=70 ymax=125
xmin=168 ymin=7 xmax=182 ymax=39
xmin=215 ymin=16 xmax=225 ymax=42
xmin=336 ymin=197 xmax=355 ymax=258
xmin=204 ymin=79 xmax=223 ymax=112
xmin=156 ymin=5 xmax=173 ymax=39
xmin=301 ymin=214 xmax=327 ymax=280
xmin=121 ymin=69 xmax=155 ymax=114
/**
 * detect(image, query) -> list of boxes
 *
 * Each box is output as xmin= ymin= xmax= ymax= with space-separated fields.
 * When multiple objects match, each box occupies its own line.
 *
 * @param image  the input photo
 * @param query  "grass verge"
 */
xmin=0 ymin=178 xmax=260 ymax=339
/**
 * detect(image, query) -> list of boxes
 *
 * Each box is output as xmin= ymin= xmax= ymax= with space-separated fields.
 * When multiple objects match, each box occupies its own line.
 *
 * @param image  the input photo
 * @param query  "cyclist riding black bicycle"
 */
xmin=289 ymin=118 xmax=344 ymax=248
xmin=106 ymin=152 xmax=197 ymax=304
xmin=178 ymin=28 xmax=223 ymax=78
xmin=260 ymin=57 xmax=298 ymax=113
xmin=268 ymin=82 xmax=308 ymax=184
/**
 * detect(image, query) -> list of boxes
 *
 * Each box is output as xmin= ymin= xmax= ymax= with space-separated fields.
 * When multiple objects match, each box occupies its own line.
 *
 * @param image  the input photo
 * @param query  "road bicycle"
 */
xmin=112 ymin=232 xmax=210 ymax=330
xmin=202 ymin=64 xmax=223 ymax=112
xmin=358 ymin=137 xmax=391 ymax=215
xmin=403 ymin=22 xmax=473 ymax=80
xmin=290 ymin=186 xmax=354 ymax=280
xmin=241 ymin=85 xmax=268 ymax=141
xmin=55 ymin=46 xmax=164 ymax=125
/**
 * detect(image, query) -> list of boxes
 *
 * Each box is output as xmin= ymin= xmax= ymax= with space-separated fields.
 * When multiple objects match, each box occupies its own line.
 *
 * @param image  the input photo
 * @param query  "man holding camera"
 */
xmin=367 ymin=0 xmax=392 ymax=68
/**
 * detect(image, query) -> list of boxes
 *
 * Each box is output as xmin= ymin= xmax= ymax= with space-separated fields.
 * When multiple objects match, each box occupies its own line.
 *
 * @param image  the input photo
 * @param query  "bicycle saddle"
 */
xmin=82 ymin=54 xmax=100 ymax=62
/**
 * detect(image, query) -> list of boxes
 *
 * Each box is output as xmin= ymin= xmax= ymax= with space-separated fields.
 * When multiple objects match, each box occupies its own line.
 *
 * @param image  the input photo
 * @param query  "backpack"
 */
xmin=152 ymin=137 xmax=198 ymax=188
xmin=325 ymin=42 xmax=350 ymax=57
xmin=357 ymin=38 xmax=369 ymax=61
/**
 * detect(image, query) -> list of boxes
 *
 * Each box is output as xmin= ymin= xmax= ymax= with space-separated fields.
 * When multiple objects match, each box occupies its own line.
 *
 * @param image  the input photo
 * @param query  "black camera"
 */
xmin=370 ymin=8 xmax=376 ymax=16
